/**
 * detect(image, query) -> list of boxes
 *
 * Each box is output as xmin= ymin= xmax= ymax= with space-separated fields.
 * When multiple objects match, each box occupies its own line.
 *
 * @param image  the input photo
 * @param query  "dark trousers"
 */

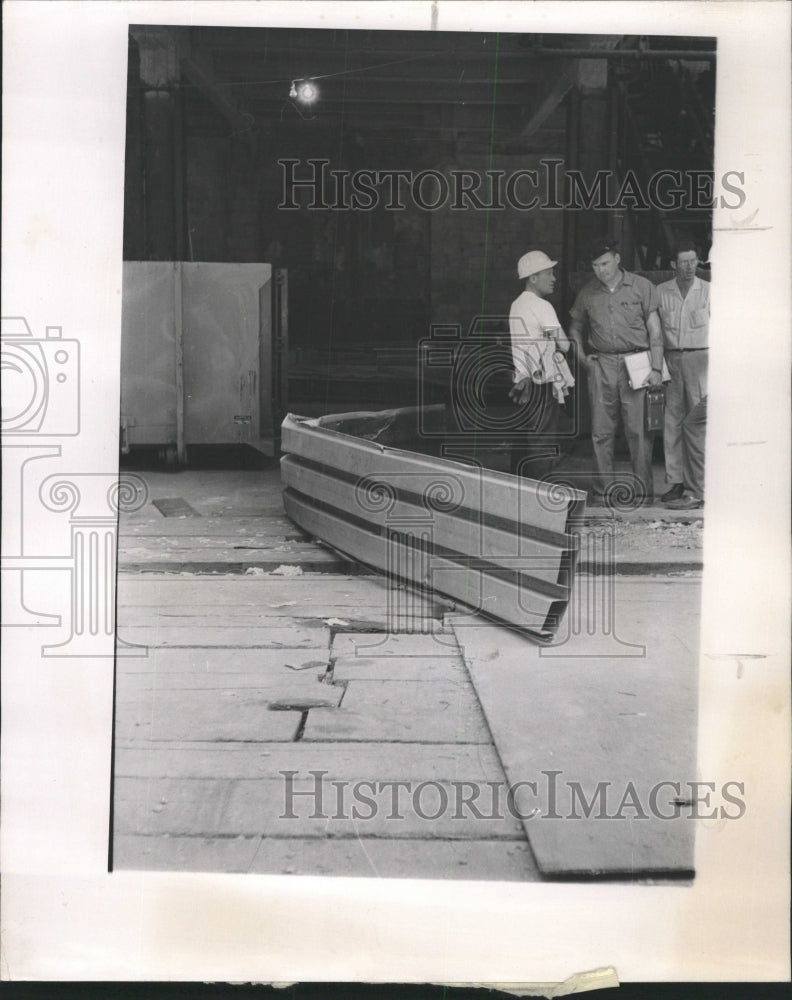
xmin=509 ymin=380 xmax=561 ymax=481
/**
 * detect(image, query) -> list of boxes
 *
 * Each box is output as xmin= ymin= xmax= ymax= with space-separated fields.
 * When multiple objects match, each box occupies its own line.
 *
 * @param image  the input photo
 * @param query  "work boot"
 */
xmin=666 ymin=494 xmax=704 ymax=510
xmin=661 ymin=483 xmax=685 ymax=502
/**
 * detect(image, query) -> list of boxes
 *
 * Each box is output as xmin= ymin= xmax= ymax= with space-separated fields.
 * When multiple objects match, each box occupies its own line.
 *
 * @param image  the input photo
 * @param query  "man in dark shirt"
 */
xmin=569 ymin=238 xmax=664 ymax=505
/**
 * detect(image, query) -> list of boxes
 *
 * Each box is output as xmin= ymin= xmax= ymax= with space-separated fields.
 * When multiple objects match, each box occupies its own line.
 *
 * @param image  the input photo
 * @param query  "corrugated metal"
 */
xmin=280 ymin=408 xmax=586 ymax=642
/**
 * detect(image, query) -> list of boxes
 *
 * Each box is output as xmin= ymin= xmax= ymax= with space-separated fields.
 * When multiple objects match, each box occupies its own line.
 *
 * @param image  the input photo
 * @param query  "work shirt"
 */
xmin=656 ymin=276 xmax=710 ymax=350
xmin=509 ymin=289 xmax=574 ymax=400
xmin=570 ymin=270 xmax=660 ymax=354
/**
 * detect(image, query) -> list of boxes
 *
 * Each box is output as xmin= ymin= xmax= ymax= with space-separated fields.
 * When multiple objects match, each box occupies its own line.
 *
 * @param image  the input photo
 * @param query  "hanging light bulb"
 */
xmin=289 ymin=81 xmax=297 ymax=99
xmin=295 ymin=79 xmax=319 ymax=105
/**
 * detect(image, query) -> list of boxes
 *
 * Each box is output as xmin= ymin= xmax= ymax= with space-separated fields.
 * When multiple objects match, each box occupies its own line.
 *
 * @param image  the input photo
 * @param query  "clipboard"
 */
xmin=624 ymin=350 xmax=671 ymax=390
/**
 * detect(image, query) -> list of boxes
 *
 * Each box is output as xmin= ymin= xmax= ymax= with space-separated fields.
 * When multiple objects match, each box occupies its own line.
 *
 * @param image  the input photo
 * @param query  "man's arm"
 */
xmin=554 ymin=325 xmax=571 ymax=353
xmin=508 ymin=311 xmax=538 ymax=404
xmin=509 ymin=314 xmax=532 ymax=383
xmin=542 ymin=301 xmax=571 ymax=353
xmin=646 ymin=309 xmax=664 ymax=386
xmin=569 ymin=317 xmax=596 ymax=370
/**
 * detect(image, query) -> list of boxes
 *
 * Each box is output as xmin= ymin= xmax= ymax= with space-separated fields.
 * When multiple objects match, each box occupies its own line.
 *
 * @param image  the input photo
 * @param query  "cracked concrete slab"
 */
xmin=115 ymin=694 xmax=305 ymax=743
xmin=116 ymin=647 xmax=330 ymax=675
xmin=117 ymin=626 xmax=330 ymax=649
xmin=116 ymin=576 xmax=444 ymax=633
xmin=330 ymin=631 xmax=460 ymax=659
xmin=302 ymin=679 xmax=493 ymax=744
xmin=331 ymin=655 xmax=467 ymax=682
xmin=114 ymin=741 xmax=510 ymax=782
xmin=450 ymin=577 xmax=700 ymax=877
xmin=115 ymin=835 xmax=539 ymax=880
xmin=114 ymin=775 xmax=526 ymax=839
xmin=112 ymin=467 xmax=702 ymax=882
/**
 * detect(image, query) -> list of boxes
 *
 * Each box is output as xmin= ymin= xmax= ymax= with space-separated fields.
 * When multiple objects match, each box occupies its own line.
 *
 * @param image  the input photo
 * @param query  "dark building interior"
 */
xmin=123 ymin=27 xmax=714 ymax=426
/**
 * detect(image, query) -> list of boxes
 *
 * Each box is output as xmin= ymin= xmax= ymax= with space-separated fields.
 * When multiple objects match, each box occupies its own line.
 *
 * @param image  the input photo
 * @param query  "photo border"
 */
xmin=1 ymin=0 xmax=789 ymax=983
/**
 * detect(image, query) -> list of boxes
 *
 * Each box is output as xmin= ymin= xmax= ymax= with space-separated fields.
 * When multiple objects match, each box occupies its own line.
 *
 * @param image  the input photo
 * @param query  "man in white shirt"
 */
xmin=657 ymin=241 xmax=709 ymax=509
xmin=508 ymin=250 xmax=574 ymax=479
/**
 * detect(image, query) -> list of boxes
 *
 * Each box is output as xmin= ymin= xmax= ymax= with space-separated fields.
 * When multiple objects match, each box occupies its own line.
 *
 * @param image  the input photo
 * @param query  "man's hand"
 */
xmin=583 ymin=353 xmax=599 ymax=372
xmin=509 ymin=377 xmax=533 ymax=405
xmin=646 ymin=369 xmax=663 ymax=387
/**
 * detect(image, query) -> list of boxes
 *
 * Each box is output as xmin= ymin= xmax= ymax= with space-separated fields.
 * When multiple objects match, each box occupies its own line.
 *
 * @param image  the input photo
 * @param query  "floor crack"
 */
xmin=293 ymin=710 xmax=309 ymax=742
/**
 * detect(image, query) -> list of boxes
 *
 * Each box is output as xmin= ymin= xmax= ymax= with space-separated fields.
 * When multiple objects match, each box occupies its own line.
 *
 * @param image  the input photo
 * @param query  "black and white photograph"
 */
xmin=1 ymin=0 xmax=789 ymax=985
xmin=113 ymin=23 xmax=717 ymax=883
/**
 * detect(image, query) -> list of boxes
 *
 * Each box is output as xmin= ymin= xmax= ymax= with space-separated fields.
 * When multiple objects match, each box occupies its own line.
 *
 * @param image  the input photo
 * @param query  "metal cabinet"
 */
xmin=120 ymin=262 xmax=287 ymax=460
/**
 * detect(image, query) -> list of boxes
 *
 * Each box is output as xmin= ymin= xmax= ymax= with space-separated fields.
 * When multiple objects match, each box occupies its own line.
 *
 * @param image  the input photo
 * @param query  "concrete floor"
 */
xmin=112 ymin=459 xmax=701 ymax=881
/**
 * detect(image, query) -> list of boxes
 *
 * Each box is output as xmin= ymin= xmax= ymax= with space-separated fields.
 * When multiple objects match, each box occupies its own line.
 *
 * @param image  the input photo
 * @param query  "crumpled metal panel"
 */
xmin=280 ymin=408 xmax=586 ymax=642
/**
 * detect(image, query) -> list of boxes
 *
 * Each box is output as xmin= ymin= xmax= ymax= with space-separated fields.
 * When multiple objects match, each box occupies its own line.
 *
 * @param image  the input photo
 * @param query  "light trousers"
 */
xmin=663 ymin=350 xmax=708 ymax=485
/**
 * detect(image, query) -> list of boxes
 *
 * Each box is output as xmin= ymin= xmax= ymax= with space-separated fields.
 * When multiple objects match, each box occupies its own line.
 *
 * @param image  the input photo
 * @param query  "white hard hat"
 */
xmin=517 ymin=250 xmax=558 ymax=279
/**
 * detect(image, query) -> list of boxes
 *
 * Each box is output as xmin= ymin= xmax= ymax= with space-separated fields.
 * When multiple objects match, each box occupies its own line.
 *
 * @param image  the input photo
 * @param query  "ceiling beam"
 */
xmin=518 ymin=62 xmax=576 ymax=139
xmin=518 ymin=37 xmax=621 ymax=140
xmin=175 ymin=29 xmax=254 ymax=134
xmin=530 ymin=45 xmax=716 ymax=61
xmin=212 ymin=54 xmax=548 ymax=84
xmin=190 ymin=26 xmax=502 ymax=54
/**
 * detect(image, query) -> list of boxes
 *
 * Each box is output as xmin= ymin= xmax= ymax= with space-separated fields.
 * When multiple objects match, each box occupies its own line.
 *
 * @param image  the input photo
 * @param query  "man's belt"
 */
xmin=666 ymin=347 xmax=708 ymax=352
xmin=596 ymin=349 xmax=645 ymax=356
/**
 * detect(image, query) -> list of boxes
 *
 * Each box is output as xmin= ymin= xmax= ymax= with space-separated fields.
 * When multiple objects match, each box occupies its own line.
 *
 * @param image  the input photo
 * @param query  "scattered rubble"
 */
xmin=270 ymin=564 xmax=304 ymax=577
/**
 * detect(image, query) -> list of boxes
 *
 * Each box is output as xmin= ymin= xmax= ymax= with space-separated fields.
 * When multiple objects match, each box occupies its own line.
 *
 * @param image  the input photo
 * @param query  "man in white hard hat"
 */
xmin=508 ymin=250 xmax=574 ymax=479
